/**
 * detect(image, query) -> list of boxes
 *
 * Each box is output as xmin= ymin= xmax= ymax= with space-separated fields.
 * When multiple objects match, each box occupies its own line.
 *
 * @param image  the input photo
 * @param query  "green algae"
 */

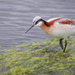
xmin=0 ymin=55 xmax=3 ymax=60
xmin=0 ymin=37 xmax=75 ymax=75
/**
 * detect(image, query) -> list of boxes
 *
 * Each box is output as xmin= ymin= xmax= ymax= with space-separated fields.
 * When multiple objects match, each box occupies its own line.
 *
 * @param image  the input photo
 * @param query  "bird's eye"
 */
xmin=35 ymin=21 xmax=38 ymax=24
xmin=33 ymin=21 xmax=38 ymax=25
xmin=33 ymin=19 xmax=42 ymax=25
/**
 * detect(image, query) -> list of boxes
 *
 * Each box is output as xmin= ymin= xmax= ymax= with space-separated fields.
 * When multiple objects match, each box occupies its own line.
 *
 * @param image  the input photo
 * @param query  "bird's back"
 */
xmin=47 ymin=17 xmax=75 ymax=25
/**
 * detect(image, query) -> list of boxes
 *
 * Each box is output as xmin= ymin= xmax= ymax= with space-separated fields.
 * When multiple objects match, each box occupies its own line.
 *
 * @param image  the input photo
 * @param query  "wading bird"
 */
xmin=25 ymin=16 xmax=75 ymax=52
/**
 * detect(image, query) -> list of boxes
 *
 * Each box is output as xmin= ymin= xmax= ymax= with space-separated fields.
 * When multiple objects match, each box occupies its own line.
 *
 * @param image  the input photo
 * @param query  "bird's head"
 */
xmin=32 ymin=16 xmax=43 ymax=27
xmin=25 ymin=16 xmax=47 ymax=33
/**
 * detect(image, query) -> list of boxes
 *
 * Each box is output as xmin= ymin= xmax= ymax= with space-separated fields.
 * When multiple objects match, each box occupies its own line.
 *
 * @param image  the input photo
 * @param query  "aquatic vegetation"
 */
xmin=0 ymin=37 xmax=75 ymax=75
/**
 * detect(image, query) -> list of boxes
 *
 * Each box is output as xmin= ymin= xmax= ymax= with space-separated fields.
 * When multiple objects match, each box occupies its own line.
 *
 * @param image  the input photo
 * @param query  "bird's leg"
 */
xmin=63 ymin=40 xmax=67 ymax=52
xmin=59 ymin=39 xmax=67 ymax=52
xmin=59 ymin=38 xmax=64 ymax=50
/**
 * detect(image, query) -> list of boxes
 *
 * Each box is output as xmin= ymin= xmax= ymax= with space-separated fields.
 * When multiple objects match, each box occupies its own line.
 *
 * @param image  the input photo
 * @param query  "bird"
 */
xmin=25 ymin=16 xmax=75 ymax=52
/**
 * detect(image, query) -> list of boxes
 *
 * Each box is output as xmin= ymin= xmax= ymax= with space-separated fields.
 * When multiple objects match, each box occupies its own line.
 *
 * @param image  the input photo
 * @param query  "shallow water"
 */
xmin=0 ymin=0 xmax=75 ymax=49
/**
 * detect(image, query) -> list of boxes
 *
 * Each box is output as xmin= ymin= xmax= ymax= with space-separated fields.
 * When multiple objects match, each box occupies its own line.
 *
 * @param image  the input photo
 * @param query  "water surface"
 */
xmin=0 ymin=0 xmax=75 ymax=49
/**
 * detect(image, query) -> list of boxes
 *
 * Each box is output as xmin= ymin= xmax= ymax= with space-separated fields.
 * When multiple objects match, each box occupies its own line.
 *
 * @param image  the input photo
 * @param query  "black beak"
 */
xmin=25 ymin=25 xmax=34 ymax=34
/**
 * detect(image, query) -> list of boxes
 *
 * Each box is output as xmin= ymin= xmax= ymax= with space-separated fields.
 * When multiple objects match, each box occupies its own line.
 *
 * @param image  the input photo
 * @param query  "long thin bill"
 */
xmin=25 ymin=25 xmax=34 ymax=34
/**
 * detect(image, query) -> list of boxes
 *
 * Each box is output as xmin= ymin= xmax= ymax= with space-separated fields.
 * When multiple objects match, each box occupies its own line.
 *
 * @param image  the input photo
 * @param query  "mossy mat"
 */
xmin=0 ymin=37 xmax=75 ymax=75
